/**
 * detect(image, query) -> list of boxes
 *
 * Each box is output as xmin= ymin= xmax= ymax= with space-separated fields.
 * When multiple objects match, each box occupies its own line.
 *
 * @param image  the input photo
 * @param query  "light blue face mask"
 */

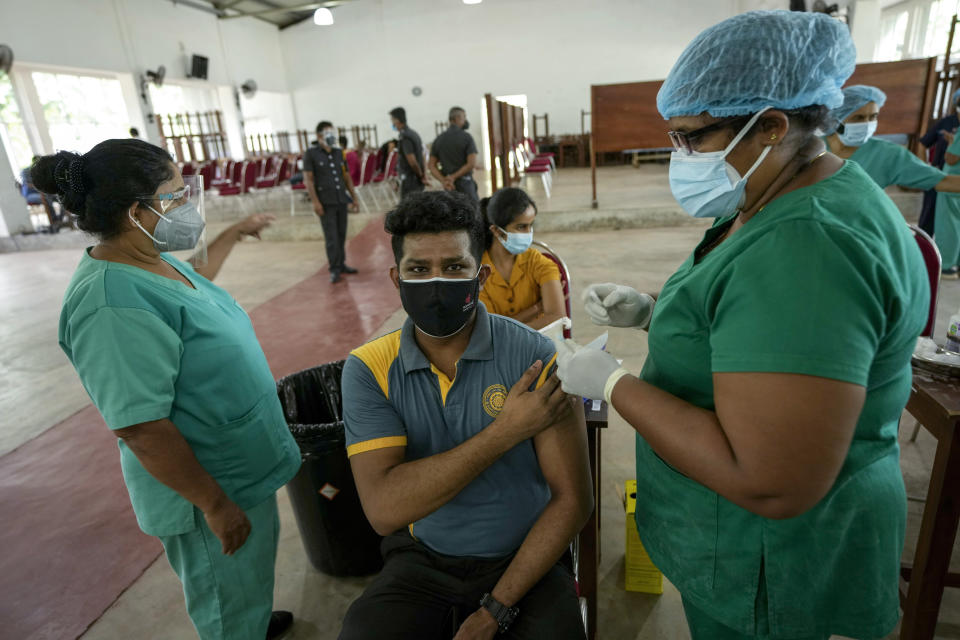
xmin=497 ymin=227 xmax=533 ymax=255
xmin=837 ymin=120 xmax=877 ymax=147
xmin=668 ymin=108 xmax=772 ymax=218
xmin=131 ymin=202 xmax=205 ymax=251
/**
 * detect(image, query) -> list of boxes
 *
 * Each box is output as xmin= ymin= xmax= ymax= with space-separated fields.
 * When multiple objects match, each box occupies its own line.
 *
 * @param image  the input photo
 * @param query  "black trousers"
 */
xmin=454 ymin=175 xmax=479 ymax=203
xmin=319 ymin=203 xmax=348 ymax=272
xmin=919 ymin=188 xmax=937 ymax=236
xmin=400 ymin=175 xmax=425 ymax=199
xmin=338 ymin=533 xmax=585 ymax=640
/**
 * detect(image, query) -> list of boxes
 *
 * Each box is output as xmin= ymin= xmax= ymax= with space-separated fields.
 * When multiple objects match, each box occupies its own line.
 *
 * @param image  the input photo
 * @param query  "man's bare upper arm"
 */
xmin=350 ymin=446 xmax=405 ymax=498
xmin=532 ymin=402 xmax=592 ymax=502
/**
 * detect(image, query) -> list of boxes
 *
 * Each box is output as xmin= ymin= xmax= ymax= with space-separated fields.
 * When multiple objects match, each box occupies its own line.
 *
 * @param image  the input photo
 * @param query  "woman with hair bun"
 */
xmin=41 ymin=139 xmax=297 ymax=640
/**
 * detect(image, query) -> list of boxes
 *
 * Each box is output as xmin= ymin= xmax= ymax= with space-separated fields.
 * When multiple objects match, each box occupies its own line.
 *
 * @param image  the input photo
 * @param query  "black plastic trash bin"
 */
xmin=277 ymin=361 xmax=383 ymax=576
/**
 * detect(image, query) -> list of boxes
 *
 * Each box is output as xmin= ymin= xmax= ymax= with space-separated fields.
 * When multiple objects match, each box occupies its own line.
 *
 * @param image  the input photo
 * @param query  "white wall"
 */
xmin=280 ymin=0 xmax=750 ymax=146
xmin=0 ymin=0 xmax=290 ymax=92
xmin=0 ymin=0 xmax=291 ymax=156
xmin=850 ymin=0 xmax=883 ymax=62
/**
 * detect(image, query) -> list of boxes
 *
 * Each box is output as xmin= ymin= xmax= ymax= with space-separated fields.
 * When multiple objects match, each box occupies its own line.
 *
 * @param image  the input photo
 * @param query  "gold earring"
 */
xmin=770 ymin=134 xmax=778 ymax=140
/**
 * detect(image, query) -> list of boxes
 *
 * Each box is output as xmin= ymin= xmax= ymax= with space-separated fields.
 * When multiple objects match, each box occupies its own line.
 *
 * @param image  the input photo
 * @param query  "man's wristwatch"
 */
xmin=479 ymin=593 xmax=519 ymax=633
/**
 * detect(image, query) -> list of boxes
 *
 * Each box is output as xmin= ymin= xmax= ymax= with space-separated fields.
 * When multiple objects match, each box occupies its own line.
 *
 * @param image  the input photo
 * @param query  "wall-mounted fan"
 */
xmin=240 ymin=79 xmax=258 ymax=100
xmin=146 ymin=65 xmax=166 ymax=87
xmin=139 ymin=65 xmax=166 ymax=102
xmin=0 ymin=45 xmax=13 ymax=75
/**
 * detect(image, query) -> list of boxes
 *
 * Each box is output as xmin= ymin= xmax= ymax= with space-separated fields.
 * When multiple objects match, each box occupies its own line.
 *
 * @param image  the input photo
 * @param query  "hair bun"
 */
xmin=54 ymin=152 xmax=85 ymax=196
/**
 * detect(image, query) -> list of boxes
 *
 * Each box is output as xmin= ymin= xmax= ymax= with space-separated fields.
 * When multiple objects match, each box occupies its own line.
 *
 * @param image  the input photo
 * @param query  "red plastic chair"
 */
xmin=230 ymin=160 xmax=244 ymax=186
xmin=277 ymin=157 xmax=293 ymax=183
xmin=181 ymin=162 xmax=196 ymax=177
xmin=211 ymin=160 xmax=234 ymax=187
xmin=907 ymin=224 xmax=942 ymax=443
xmin=204 ymin=162 xmax=220 ymax=191
xmin=217 ymin=161 xmax=244 ymax=196
xmin=346 ymin=150 xmax=361 ymax=184
xmin=532 ymin=240 xmax=572 ymax=339
xmin=909 ymin=224 xmax=941 ymax=338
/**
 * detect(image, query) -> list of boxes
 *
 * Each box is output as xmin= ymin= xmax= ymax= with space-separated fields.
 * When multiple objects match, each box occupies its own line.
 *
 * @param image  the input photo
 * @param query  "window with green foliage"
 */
xmin=32 ymin=71 xmax=129 ymax=154
xmin=0 ymin=75 xmax=33 ymax=176
xmin=877 ymin=0 xmax=960 ymax=61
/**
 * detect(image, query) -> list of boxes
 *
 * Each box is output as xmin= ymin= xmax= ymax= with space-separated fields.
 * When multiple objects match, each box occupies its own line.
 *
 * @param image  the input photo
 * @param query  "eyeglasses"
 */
xmin=667 ymin=115 xmax=753 ymax=155
xmin=138 ymin=185 xmax=191 ymax=212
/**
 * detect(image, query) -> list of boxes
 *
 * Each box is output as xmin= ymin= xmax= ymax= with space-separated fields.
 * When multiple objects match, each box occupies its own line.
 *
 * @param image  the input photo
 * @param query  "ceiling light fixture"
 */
xmin=314 ymin=7 xmax=334 ymax=25
xmin=462 ymin=0 xmax=482 ymax=4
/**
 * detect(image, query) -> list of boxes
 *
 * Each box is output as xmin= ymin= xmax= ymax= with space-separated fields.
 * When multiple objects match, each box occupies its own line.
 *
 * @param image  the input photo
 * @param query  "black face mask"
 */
xmin=462 ymin=120 xmax=470 ymax=131
xmin=399 ymin=272 xmax=480 ymax=338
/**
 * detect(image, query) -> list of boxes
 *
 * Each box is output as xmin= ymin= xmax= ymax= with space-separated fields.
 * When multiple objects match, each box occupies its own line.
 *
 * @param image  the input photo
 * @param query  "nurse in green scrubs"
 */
xmin=824 ymin=84 xmax=960 ymax=194
xmin=35 ymin=140 xmax=300 ymax=640
xmin=827 ymin=84 xmax=960 ymax=277
xmin=554 ymin=11 xmax=928 ymax=640
xmin=935 ymin=132 xmax=960 ymax=277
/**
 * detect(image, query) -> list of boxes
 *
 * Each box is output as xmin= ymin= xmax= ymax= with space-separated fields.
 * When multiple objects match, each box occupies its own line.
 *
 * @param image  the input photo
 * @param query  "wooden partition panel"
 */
xmin=846 ymin=57 xmax=937 ymax=140
xmin=485 ymin=94 xmax=505 ymax=191
xmin=591 ymin=81 xmax=665 ymax=153
xmin=590 ymin=81 xmax=664 ymax=206
xmin=485 ymin=96 xmax=529 ymax=191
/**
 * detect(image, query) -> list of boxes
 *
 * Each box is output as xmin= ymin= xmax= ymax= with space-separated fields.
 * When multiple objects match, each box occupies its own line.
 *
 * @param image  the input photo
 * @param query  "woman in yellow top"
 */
xmin=479 ymin=188 xmax=565 ymax=329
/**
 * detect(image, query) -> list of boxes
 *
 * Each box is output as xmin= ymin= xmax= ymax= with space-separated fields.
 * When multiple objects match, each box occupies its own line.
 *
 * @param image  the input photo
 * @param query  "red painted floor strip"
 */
xmin=250 ymin=217 xmax=401 ymax=378
xmin=0 ymin=219 xmax=400 ymax=638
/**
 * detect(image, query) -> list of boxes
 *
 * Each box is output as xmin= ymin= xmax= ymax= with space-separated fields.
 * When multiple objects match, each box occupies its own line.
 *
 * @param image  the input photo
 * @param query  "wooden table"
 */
xmin=580 ymin=401 xmax=608 ymax=640
xmin=899 ymin=369 xmax=960 ymax=639
xmin=557 ymin=136 xmax=586 ymax=168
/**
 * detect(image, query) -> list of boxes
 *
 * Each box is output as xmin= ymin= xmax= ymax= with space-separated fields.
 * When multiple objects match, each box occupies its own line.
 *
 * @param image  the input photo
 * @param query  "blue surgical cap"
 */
xmin=823 ymin=85 xmax=886 ymax=134
xmin=657 ymin=10 xmax=856 ymax=120
xmin=832 ymin=85 xmax=887 ymax=122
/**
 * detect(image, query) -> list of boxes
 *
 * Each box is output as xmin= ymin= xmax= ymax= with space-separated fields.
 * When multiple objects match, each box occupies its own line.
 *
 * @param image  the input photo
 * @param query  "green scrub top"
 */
xmin=942 ymin=135 xmax=960 ymax=177
xmin=636 ymin=161 xmax=928 ymax=638
xmin=59 ymin=250 xmax=301 ymax=537
xmin=934 ymin=136 xmax=960 ymax=268
xmin=849 ymin=137 xmax=944 ymax=190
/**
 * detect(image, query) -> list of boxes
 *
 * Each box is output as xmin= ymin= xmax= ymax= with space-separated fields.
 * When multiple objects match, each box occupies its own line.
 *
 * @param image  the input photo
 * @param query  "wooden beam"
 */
xmin=218 ymin=0 xmax=349 ymax=19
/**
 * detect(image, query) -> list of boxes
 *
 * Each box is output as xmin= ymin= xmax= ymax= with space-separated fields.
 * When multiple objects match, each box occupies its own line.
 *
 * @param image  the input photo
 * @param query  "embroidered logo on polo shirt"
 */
xmin=482 ymin=384 xmax=508 ymax=418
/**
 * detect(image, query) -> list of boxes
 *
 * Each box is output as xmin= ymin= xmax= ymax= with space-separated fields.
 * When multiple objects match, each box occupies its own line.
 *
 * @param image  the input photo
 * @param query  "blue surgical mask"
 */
xmin=131 ymin=202 xmax=205 ymax=251
xmin=497 ymin=227 xmax=533 ymax=255
xmin=837 ymin=120 xmax=877 ymax=147
xmin=668 ymin=108 xmax=772 ymax=218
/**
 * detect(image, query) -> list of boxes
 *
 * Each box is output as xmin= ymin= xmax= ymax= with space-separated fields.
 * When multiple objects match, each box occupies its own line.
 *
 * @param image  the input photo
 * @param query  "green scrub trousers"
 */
xmin=935 ymin=135 xmax=960 ymax=268
xmin=161 ymin=496 xmax=280 ymax=640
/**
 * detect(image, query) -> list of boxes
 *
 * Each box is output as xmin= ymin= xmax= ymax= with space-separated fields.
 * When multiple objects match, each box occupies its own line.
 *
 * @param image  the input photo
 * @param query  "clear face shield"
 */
xmin=136 ymin=173 xmax=207 ymax=266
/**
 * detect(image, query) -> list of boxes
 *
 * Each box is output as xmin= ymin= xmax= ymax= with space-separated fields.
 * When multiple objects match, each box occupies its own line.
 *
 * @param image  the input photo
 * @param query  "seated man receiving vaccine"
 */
xmin=338 ymin=191 xmax=592 ymax=640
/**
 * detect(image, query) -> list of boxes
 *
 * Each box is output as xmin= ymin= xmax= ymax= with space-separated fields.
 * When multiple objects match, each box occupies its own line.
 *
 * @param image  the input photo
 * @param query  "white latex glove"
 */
xmin=582 ymin=283 xmax=655 ymax=329
xmin=553 ymin=338 xmax=632 ymax=402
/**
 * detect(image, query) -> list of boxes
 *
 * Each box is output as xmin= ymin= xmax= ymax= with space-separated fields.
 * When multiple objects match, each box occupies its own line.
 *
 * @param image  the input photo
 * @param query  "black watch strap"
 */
xmin=480 ymin=592 xmax=519 ymax=633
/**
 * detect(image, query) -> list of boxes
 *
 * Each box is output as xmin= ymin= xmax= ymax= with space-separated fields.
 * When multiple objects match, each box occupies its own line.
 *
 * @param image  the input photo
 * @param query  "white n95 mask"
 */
xmin=837 ymin=121 xmax=877 ymax=147
xmin=132 ymin=202 xmax=206 ymax=252
xmin=131 ymin=174 xmax=207 ymax=255
xmin=668 ymin=108 xmax=772 ymax=218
